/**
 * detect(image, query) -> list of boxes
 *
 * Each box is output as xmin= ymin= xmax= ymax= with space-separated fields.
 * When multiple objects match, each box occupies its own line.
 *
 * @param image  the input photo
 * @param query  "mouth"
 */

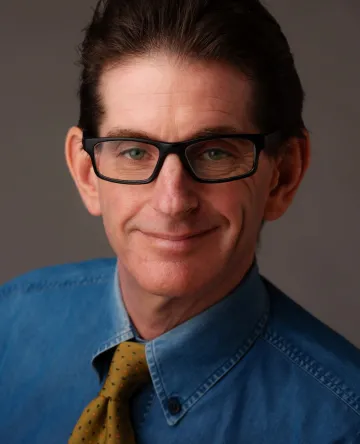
xmin=138 ymin=227 xmax=219 ymax=252
xmin=142 ymin=228 xmax=217 ymax=242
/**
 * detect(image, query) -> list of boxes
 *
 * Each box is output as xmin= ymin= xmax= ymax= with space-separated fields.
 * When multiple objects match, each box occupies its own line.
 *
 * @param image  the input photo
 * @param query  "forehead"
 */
xmin=98 ymin=55 xmax=256 ymax=139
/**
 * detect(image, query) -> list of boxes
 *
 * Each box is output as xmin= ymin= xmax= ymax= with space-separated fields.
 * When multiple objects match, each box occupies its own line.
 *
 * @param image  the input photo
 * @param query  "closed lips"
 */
xmin=143 ymin=229 xmax=216 ymax=241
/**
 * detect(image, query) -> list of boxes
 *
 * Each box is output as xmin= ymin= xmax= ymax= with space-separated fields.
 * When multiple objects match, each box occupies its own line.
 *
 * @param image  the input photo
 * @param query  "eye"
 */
xmin=201 ymin=149 xmax=232 ymax=160
xmin=120 ymin=148 xmax=147 ymax=160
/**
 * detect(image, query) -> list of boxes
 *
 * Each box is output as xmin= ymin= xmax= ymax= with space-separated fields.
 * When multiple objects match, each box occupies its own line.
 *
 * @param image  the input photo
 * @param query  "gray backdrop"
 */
xmin=1 ymin=1 xmax=359 ymax=346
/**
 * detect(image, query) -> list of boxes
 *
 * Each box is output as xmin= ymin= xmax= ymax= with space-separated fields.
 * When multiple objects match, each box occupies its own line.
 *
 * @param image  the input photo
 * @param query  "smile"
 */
xmin=142 ymin=229 xmax=216 ymax=242
xmin=139 ymin=228 xmax=218 ymax=252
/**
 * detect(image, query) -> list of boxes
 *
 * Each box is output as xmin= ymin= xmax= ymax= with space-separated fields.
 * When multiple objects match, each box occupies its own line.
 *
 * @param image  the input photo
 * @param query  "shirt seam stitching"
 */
xmin=262 ymin=328 xmax=360 ymax=418
xmin=148 ymin=341 xmax=170 ymax=419
xmin=0 ymin=276 xmax=109 ymax=297
xmin=181 ymin=310 xmax=269 ymax=408
xmin=152 ymin=309 xmax=269 ymax=426
xmin=136 ymin=390 xmax=156 ymax=429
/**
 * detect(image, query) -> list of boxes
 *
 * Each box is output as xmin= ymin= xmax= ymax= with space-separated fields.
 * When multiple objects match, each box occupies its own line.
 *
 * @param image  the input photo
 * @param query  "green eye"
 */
xmin=203 ymin=149 xmax=230 ymax=160
xmin=124 ymin=148 xmax=146 ymax=160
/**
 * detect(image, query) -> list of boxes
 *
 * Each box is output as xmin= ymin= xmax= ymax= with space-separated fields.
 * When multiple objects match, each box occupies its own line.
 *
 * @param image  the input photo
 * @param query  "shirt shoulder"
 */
xmin=0 ymin=257 xmax=119 ymax=365
xmin=0 ymin=258 xmax=117 ymax=298
xmin=262 ymin=277 xmax=360 ymax=418
xmin=0 ymin=258 xmax=118 ymax=332
xmin=0 ymin=259 xmax=119 ymax=443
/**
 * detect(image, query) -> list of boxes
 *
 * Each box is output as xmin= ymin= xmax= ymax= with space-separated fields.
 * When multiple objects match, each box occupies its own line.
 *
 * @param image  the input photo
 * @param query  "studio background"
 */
xmin=1 ymin=1 xmax=359 ymax=346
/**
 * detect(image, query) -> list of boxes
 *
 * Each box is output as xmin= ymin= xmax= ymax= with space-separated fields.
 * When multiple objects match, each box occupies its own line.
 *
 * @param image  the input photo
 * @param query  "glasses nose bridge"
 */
xmin=155 ymin=140 xmax=193 ymax=175
xmin=156 ymin=139 xmax=190 ymax=154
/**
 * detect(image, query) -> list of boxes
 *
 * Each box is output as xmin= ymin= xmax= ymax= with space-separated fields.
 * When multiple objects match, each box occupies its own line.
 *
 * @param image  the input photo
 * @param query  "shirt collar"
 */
xmin=91 ymin=268 xmax=135 ymax=380
xmin=91 ymin=260 xmax=269 ymax=425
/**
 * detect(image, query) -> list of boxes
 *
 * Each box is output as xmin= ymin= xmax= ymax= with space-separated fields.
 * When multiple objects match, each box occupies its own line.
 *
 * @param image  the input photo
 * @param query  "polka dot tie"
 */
xmin=69 ymin=342 xmax=151 ymax=444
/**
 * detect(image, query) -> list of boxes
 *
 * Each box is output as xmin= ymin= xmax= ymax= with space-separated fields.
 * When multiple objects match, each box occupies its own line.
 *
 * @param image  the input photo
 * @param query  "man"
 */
xmin=1 ymin=0 xmax=360 ymax=442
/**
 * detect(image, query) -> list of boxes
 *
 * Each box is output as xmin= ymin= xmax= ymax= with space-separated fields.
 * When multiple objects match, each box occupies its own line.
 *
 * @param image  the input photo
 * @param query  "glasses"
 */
xmin=82 ymin=131 xmax=282 ymax=185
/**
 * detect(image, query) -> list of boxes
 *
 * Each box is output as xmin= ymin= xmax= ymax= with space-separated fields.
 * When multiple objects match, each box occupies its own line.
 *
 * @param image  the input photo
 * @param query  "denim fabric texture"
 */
xmin=1 ymin=258 xmax=360 ymax=443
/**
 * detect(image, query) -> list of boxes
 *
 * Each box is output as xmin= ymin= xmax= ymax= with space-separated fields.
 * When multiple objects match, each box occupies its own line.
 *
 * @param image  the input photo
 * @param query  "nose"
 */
xmin=150 ymin=154 xmax=199 ymax=218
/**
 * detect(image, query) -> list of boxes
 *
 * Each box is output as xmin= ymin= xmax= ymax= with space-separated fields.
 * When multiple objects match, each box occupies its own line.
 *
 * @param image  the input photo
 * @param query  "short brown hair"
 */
xmin=78 ymin=0 xmax=306 ymax=155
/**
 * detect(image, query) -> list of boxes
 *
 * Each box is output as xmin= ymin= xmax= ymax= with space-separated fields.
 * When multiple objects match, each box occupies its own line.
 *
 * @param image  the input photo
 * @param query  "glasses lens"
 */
xmin=186 ymin=138 xmax=255 ymax=180
xmin=94 ymin=141 xmax=159 ymax=181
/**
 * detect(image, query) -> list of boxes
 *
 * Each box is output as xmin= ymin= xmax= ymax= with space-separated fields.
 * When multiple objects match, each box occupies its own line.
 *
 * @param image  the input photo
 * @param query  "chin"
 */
xmin=126 ymin=257 xmax=217 ymax=298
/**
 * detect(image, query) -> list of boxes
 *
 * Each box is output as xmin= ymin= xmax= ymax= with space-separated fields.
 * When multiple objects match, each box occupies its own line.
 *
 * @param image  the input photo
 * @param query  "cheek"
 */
xmin=215 ymin=176 xmax=269 ymax=240
xmin=211 ymin=182 xmax=255 ymax=227
xmin=98 ymin=184 xmax=142 ymax=237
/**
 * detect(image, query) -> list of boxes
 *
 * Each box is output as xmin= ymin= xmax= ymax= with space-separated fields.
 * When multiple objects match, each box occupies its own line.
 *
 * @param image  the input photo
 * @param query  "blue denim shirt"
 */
xmin=1 ymin=258 xmax=360 ymax=443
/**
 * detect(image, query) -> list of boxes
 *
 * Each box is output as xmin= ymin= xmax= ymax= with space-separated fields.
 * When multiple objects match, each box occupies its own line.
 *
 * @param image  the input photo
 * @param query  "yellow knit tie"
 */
xmin=69 ymin=342 xmax=150 ymax=444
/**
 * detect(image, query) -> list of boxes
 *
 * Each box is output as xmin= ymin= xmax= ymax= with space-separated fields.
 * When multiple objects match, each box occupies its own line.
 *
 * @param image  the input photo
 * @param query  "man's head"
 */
xmin=66 ymin=0 xmax=310 ymax=300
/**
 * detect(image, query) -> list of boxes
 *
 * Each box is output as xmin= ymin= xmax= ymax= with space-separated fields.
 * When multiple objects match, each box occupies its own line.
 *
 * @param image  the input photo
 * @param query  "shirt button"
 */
xmin=167 ymin=397 xmax=182 ymax=415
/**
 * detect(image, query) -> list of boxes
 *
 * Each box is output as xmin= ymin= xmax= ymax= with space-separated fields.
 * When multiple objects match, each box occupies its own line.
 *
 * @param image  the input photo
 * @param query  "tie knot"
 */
xmin=102 ymin=341 xmax=150 ymax=400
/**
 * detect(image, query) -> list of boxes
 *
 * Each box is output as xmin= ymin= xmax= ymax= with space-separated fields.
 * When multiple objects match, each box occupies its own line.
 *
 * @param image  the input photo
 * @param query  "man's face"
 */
xmin=86 ymin=55 xmax=280 ymax=298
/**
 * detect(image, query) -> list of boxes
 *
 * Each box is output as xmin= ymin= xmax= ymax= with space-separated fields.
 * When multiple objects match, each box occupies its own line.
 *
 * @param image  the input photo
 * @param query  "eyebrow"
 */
xmin=104 ymin=125 xmax=245 ymax=140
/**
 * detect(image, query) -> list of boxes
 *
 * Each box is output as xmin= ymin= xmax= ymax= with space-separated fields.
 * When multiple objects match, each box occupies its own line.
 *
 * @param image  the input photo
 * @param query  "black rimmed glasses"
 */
xmin=82 ymin=131 xmax=282 ymax=185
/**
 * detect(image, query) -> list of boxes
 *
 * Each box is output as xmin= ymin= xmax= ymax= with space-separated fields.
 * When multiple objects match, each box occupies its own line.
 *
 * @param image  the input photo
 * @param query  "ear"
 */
xmin=264 ymin=130 xmax=311 ymax=221
xmin=65 ymin=126 xmax=102 ymax=216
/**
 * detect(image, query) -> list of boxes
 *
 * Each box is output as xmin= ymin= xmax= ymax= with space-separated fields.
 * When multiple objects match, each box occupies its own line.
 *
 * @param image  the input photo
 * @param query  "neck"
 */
xmin=117 ymin=256 xmax=255 ymax=341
